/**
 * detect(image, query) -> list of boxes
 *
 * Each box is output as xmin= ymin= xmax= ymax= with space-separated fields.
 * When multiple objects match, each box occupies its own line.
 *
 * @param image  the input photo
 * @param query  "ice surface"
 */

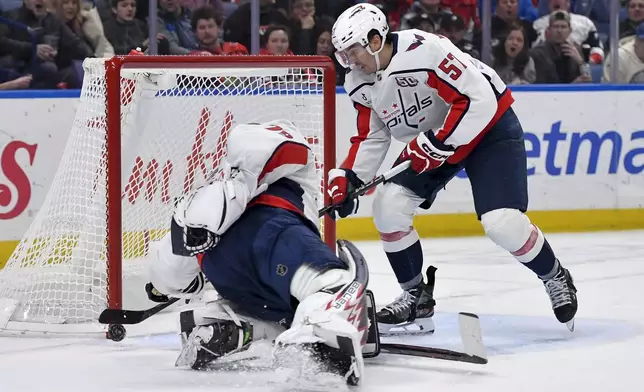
xmin=1 ymin=230 xmax=643 ymax=392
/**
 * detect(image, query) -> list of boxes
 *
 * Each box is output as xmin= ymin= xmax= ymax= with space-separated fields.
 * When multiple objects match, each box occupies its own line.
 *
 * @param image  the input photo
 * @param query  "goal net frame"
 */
xmin=104 ymin=55 xmax=337 ymax=313
xmin=0 ymin=55 xmax=337 ymax=335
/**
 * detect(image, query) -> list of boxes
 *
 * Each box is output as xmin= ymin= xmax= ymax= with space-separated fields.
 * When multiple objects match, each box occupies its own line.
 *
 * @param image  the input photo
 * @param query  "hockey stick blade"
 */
xmin=98 ymin=297 xmax=180 ymax=325
xmin=379 ymin=343 xmax=487 ymax=365
xmin=319 ymin=161 xmax=411 ymax=217
xmin=458 ymin=312 xmax=487 ymax=361
xmin=377 ymin=312 xmax=487 ymax=365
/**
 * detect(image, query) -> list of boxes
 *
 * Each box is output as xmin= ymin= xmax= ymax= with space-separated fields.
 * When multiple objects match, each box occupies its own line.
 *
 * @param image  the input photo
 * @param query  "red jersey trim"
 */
xmin=426 ymin=70 xmax=471 ymax=142
xmin=258 ymin=141 xmax=309 ymax=183
xmin=196 ymin=253 xmax=204 ymax=269
xmin=249 ymin=194 xmax=303 ymax=217
xmin=446 ymin=88 xmax=515 ymax=163
xmin=342 ymin=101 xmax=372 ymax=170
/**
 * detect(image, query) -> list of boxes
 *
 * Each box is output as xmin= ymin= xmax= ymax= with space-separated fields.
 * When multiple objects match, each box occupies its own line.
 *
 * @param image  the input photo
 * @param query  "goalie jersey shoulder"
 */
xmin=226 ymin=121 xmax=313 ymax=177
xmin=225 ymin=121 xmax=320 ymax=226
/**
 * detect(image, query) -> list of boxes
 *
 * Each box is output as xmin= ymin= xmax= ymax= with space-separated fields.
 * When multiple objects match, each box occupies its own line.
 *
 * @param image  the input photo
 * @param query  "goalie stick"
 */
xmin=379 ymin=313 xmax=488 ymax=365
xmin=318 ymin=161 xmax=411 ymax=217
xmin=99 ymin=297 xmax=180 ymax=325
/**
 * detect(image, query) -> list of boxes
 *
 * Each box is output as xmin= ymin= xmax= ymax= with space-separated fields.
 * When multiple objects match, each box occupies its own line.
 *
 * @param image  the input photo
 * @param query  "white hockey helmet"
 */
xmin=332 ymin=3 xmax=389 ymax=68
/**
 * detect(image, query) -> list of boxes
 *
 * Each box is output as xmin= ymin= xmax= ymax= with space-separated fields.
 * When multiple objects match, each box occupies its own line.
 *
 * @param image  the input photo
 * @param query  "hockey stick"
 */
xmin=98 ymin=297 xmax=180 ymax=325
xmin=378 ymin=313 xmax=488 ymax=365
xmin=318 ymin=161 xmax=411 ymax=217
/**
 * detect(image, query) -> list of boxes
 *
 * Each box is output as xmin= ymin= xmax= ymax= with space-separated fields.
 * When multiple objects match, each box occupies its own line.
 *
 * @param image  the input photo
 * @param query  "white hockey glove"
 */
xmin=145 ymin=272 xmax=205 ymax=303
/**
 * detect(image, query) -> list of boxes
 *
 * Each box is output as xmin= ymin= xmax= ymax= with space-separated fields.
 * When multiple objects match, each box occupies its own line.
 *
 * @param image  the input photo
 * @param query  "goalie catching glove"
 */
xmin=397 ymin=131 xmax=455 ymax=174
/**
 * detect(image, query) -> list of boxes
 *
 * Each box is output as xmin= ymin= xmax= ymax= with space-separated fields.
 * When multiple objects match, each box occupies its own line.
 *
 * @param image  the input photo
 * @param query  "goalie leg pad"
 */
xmin=277 ymin=240 xmax=373 ymax=385
xmin=363 ymin=289 xmax=380 ymax=358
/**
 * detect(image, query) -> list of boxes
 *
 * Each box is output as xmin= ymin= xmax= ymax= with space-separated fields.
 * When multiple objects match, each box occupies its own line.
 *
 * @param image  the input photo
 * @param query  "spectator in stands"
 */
xmin=573 ymin=0 xmax=610 ymax=42
xmin=91 ymin=0 xmax=112 ymax=22
xmin=478 ymin=0 xmax=539 ymax=22
xmin=49 ymin=0 xmax=114 ymax=58
xmin=400 ymin=0 xmax=451 ymax=31
xmin=178 ymin=0 xmax=224 ymax=14
xmin=491 ymin=0 xmax=538 ymax=50
xmin=153 ymin=0 xmax=198 ymax=54
xmin=603 ymin=23 xmax=644 ymax=83
xmin=530 ymin=10 xmax=591 ymax=83
xmin=439 ymin=13 xmax=480 ymax=59
xmin=312 ymin=0 xmax=354 ymax=20
xmin=219 ymin=0 xmax=237 ymax=20
xmin=1 ymin=0 xmax=93 ymax=88
xmin=314 ymin=23 xmax=332 ymax=56
xmin=533 ymin=0 xmax=604 ymax=64
xmin=369 ymin=0 xmax=411 ymax=31
xmin=188 ymin=5 xmax=247 ymax=55
xmin=621 ymin=0 xmax=644 ymax=38
xmin=0 ymin=68 xmax=31 ymax=89
xmin=223 ymin=0 xmax=290 ymax=53
xmin=259 ymin=24 xmax=292 ymax=55
xmin=103 ymin=0 xmax=150 ymax=55
xmin=287 ymin=0 xmax=333 ymax=55
xmin=407 ymin=12 xmax=438 ymax=33
xmin=442 ymin=0 xmax=480 ymax=33
xmin=491 ymin=22 xmax=536 ymax=84
xmin=311 ymin=22 xmax=345 ymax=85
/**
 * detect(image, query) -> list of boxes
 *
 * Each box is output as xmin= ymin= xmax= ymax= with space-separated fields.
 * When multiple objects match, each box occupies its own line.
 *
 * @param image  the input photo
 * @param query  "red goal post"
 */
xmin=104 ymin=55 xmax=337 ymax=311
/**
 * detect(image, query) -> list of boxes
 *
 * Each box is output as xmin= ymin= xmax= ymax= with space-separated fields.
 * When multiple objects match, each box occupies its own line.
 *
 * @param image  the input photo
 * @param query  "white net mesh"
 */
xmin=0 ymin=57 xmax=331 ymax=331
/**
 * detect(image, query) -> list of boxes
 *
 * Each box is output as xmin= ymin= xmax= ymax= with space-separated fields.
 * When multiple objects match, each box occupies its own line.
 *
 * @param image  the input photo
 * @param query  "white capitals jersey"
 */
xmin=342 ymin=29 xmax=514 ymax=183
xmin=226 ymin=120 xmax=321 ymax=230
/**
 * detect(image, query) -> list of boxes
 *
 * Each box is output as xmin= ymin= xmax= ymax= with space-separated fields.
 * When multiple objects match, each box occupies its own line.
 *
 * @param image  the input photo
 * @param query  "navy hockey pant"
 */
xmin=199 ymin=205 xmax=345 ymax=327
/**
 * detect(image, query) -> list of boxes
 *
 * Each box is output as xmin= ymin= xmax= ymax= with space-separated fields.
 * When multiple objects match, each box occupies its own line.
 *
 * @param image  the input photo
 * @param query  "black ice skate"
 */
xmin=175 ymin=320 xmax=253 ymax=370
xmin=376 ymin=266 xmax=437 ymax=336
xmin=542 ymin=264 xmax=578 ymax=332
xmin=309 ymin=338 xmax=362 ymax=386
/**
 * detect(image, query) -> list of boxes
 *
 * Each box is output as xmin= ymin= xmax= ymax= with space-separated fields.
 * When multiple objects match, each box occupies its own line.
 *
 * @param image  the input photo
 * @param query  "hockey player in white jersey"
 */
xmin=144 ymin=120 xmax=377 ymax=385
xmin=327 ymin=3 xmax=578 ymax=334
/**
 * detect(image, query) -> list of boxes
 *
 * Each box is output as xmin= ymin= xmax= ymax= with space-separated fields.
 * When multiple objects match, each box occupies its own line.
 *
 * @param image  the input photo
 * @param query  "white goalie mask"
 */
xmin=332 ymin=3 xmax=389 ymax=70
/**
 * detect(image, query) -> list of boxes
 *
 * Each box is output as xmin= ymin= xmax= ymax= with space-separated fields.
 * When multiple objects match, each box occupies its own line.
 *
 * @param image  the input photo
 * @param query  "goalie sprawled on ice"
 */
xmin=144 ymin=119 xmax=376 ymax=385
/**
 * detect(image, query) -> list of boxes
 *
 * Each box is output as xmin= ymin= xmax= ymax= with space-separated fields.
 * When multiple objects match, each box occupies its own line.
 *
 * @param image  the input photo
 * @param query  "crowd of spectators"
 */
xmin=0 ymin=0 xmax=643 ymax=90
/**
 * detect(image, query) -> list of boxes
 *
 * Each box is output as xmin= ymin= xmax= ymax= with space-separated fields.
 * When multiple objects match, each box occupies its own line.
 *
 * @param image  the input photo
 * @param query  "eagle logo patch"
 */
xmin=406 ymin=34 xmax=425 ymax=52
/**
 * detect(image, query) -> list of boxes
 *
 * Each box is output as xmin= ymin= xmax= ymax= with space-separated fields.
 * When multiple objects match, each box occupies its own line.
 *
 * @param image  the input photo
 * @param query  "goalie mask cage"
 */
xmin=0 ymin=55 xmax=336 ymax=335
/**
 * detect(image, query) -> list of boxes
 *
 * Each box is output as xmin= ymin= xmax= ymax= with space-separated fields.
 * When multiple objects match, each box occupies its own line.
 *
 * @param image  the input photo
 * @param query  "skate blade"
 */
xmin=565 ymin=318 xmax=575 ymax=332
xmin=378 ymin=317 xmax=436 ymax=336
xmin=175 ymin=337 xmax=199 ymax=368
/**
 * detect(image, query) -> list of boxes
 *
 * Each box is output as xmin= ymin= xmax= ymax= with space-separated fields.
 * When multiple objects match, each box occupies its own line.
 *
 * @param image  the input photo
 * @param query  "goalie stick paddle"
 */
xmin=379 ymin=313 xmax=488 ymax=365
xmin=319 ymin=161 xmax=411 ymax=217
xmin=98 ymin=297 xmax=180 ymax=325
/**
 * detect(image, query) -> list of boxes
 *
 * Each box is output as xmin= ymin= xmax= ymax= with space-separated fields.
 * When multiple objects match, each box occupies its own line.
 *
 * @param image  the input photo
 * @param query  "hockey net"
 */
xmin=0 ymin=55 xmax=336 ymax=334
